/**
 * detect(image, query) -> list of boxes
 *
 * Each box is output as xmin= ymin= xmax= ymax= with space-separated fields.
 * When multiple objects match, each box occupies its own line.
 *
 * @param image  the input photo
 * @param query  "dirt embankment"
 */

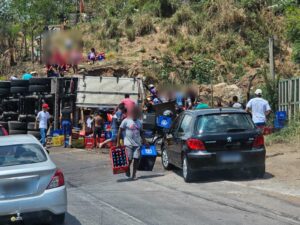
xmin=266 ymin=143 xmax=300 ymax=189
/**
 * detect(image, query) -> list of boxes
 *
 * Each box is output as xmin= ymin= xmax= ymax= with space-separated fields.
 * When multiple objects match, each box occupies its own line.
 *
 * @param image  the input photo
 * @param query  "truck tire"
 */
xmin=27 ymin=122 xmax=38 ymax=131
xmin=28 ymin=85 xmax=51 ymax=93
xmin=2 ymin=112 xmax=19 ymax=121
xmin=0 ymin=81 xmax=11 ymax=88
xmin=0 ymin=88 xmax=10 ymax=95
xmin=8 ymin=121 xmax=27 ymax=130
xmin=29 ymin=78 xmax=51 ymax=85
xmin=10 ymin=86 xmax=28 ymax=94
xmin=26 ymin=115 xmax=36 ymax=123
xmin=11 ymin=80 xmax=29 ymax=87
xmin=9 ymin=129 xmax=27 ymax=135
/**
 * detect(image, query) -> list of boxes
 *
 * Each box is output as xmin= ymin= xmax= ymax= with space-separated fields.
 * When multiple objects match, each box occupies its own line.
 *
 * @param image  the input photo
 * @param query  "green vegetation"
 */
xmin=265 ymin=114 xmax=300 ymax=145
xmin=0 ymin=0 xmax=299 ymax=82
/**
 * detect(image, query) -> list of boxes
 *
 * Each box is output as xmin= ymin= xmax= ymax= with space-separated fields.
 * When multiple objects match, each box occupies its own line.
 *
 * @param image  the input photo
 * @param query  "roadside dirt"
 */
xmin=266 ymin=143 xmax=300 ymax=190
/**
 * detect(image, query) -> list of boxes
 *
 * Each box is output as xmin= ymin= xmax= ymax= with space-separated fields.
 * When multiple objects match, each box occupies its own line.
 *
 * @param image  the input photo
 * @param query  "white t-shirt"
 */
xmin=232 ymin=102 xmax=243 ymax=109
xmin=37 ymin=111 xmax=50 ymax=129
xmin=86 ymin=117 xmax=93 ymax=128
xmin=246 ymin=97 xmax=271 ymax=123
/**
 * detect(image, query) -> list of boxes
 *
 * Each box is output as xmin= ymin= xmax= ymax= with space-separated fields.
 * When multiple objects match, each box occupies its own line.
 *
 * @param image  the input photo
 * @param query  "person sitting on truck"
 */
xmin=121 ymin=94 xmax=136 ymax=114
xmin=117 ymin=106 xmax=148 ymax=180
xmin=99 ymin=103 xmax=127 ymax=148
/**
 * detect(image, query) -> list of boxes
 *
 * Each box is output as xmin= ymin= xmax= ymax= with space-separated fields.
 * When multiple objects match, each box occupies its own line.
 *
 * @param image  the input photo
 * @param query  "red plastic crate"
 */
xmin=85 ymin=137 xmax=95 ymax=149
xmin=110 ymin=146 xmax=129 ymax=174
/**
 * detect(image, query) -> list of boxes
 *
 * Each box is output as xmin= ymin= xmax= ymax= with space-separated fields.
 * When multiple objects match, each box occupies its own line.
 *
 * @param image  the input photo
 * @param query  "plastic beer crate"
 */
xmin=110 ymin=146 xmax=129 ymax=174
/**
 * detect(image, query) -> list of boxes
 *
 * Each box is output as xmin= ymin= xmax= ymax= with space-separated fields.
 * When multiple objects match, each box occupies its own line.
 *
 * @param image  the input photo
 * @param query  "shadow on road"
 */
xmin=65 ymin=212 xmax=82 ymax=225
xmin=173 ymin=168 xmax=274 ymax=183
xmin=117 ymin=174 xmax=165 ymax=183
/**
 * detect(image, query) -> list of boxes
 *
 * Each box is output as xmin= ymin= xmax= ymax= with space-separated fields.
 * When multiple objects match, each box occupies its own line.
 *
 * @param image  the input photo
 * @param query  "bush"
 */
xmin=124 ymin=16 xmax=133 ymax=28
xmin=106 ymin=19 xmax=122 ymax=39
xmin=187 ymin=15 xmax=203 ymax=35
xmin=188 ymin=55 xmax=216 ymax=84
xmin=126 ymin=28 xmax=136 ymax=42
xmin=173 ymin=6 xmax=194 ymax=25
xmin=292 ymin=41 xmax=300 ymax=64
xmin=266 ymin=114 xmax=300 ymax=145
xmin=135 ymin=15 xmax=156 ymax=36
xmin=165 ymin=19 xmax=178 ymax=36
xmin=172 ymin=38 xmax=195 ymax=56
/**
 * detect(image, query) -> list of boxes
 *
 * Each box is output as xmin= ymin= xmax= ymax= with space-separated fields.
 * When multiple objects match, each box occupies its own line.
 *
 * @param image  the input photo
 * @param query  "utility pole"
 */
xmin=269 ymin=37 xmax=275 ymax=80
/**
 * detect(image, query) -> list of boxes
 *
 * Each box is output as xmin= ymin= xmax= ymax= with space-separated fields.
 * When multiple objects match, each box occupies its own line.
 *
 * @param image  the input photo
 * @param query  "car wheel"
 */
xmin=51 ymin=213 xmax=65 ymax=225
xmin=182 ymin=155 xmax=194 ymax=183
xmin=161 ymin=146 xmax=172 ymax=170
xmin=251 ymin=165 xmax=265 ymax=178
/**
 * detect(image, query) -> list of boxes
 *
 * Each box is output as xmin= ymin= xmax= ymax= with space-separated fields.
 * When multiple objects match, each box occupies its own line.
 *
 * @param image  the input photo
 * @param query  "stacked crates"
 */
xmin=138 ymin=145 xmax=157 ymax=171
xmin=110 ymin=146 xmax=129 ymax=174
xmin=274 ymin=111 xmax=287 ymax=129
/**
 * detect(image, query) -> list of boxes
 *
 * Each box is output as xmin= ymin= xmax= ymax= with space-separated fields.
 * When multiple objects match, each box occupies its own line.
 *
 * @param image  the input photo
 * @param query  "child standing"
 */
xmin=117 ymin=107 xmax=147 ymax=180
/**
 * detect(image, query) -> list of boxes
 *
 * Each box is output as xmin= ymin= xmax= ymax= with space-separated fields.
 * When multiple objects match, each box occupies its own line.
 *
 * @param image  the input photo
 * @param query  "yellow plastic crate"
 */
xmin=52 ymin=135 xmax=64 ymax=147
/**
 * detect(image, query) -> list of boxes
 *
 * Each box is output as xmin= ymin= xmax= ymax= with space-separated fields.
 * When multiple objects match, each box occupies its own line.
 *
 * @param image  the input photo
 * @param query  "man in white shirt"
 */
xmin=35 ymin=104 xmax=50 ymax=146
xmin=246 ymin=89 xmax=271 ymax=126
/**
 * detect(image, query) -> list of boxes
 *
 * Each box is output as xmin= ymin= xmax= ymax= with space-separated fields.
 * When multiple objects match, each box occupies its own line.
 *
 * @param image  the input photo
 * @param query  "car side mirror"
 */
xmin=47 ymin=149 xmax=50 ymax=154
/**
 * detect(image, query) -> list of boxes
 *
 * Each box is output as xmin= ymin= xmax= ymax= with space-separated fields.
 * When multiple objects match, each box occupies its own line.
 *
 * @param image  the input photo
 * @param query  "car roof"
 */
xmin=0 ymin=134 xmax=41 ymax=146
xmin=185 ymin=108 xmax=247 ymax=116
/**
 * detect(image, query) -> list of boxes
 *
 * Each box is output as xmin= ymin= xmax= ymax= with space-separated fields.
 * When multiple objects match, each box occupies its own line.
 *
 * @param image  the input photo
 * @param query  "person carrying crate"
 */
xmin=117 ymin=106 xmax=148 ymax=180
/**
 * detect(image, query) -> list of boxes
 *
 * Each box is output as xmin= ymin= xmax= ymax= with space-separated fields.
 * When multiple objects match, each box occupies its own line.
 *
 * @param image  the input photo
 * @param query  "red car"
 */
xmin=0 ymin=125 xmax=8 ymax=136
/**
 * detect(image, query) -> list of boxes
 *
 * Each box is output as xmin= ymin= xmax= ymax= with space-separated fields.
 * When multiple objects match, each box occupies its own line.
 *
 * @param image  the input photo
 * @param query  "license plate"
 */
xmin=218 ymin=153 xmax=242 ymax=163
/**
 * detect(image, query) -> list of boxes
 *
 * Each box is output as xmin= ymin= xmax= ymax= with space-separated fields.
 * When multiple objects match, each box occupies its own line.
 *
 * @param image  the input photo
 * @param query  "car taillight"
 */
xmin=253 ymin=135 xmax=264 ymax=148
xmin=47 ymin=169 xmax=65 ymax=189
xmin=186 ymin=139 xmax=206 ymax=151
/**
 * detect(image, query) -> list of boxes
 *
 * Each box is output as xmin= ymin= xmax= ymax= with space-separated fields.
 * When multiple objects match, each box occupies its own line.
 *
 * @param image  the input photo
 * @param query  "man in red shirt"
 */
xmin=121 ymin=94 xmax=136 ymax=114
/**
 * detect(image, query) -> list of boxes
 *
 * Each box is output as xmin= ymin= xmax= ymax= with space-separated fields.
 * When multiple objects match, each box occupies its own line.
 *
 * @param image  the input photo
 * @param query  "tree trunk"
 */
xmin=24 ymin=29 xmax=28 ymax=58
xmin=8 ymin=39 xmax=16 ymax=66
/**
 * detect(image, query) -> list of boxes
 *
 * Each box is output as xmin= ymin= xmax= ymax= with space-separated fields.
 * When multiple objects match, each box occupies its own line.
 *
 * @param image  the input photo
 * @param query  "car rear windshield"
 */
xmin=0 ymin=144 xmax=47 ymax=167
xmin=196 ymin=113 xmax=255 ymax=134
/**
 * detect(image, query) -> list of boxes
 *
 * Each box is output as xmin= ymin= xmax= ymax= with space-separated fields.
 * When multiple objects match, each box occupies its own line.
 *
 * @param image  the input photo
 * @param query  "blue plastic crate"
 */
xmin=276 ymin=111 xmax=287 ymax=121
xmin=274 ymin=119 xmax=285 ymax=129
xmin=156 ymin=116 xmax=172 ymax=129
xmin=52 ymin=129 xmax=63 ymax=137
xmin=141 ymin=145 xmax=157 ymax=157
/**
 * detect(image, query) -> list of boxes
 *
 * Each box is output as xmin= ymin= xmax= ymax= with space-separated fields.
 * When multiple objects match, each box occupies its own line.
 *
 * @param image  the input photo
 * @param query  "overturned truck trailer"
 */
xmin=76 ymin=76 xmax=144 ymax=109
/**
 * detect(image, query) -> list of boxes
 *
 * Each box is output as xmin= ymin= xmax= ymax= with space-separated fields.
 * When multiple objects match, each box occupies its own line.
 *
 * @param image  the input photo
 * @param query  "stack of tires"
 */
xmin=0 ymin=81 xmax=11 ymax=96
xmin=28 ymin=78 xmax=51 ymax=93
xmin=27 ymin=122 xmax=40 ymax=139
xmin=8 ymin=121 xmax=27 ymax=134
xmin=0 ymin=78 xmax=53 ymax=138
xmin=10 ymin=80 xmax=29 ymax=94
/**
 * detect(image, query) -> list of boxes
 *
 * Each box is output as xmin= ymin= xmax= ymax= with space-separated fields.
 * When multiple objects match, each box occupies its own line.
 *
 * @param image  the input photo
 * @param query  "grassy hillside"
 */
xmin=76 ymin=0 xmax=299 ymax=87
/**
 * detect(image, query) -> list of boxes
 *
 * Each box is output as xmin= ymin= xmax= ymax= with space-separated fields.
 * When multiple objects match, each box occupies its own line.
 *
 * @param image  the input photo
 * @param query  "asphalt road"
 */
xmin=50 ymin=148 xmax=300 ymax=225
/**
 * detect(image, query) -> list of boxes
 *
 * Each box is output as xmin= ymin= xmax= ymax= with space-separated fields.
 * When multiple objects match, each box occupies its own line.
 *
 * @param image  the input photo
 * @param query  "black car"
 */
xmin=161 ymin=108 xmax=266 ymax=182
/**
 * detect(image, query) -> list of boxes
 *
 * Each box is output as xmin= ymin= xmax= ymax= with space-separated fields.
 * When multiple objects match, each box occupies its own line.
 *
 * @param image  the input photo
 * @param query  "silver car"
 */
xmin=0 ymin=135 xmax=67 ymax=225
